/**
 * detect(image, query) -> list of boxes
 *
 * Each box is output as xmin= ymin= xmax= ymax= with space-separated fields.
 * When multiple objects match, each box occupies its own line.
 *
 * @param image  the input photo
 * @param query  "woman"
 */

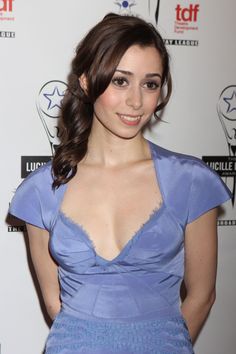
xmin=9 ymin=13 xmax=231 ymax=354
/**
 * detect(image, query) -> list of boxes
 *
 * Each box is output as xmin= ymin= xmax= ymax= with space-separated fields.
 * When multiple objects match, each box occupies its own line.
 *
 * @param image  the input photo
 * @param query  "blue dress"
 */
xmin=9 ymin=139 xmax=231 ymax=354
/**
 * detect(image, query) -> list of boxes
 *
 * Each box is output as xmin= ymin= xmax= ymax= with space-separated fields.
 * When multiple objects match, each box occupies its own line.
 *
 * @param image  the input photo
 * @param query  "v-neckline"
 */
xmin=57 ymin=138 xmax=165 ymax=265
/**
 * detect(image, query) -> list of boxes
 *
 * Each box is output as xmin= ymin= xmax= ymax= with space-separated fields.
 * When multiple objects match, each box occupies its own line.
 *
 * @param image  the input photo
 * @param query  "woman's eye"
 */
xmin=144 ymin=81 xmax=160 ymax=90
xmin=112 ymin=77 xmax=128 ymax=87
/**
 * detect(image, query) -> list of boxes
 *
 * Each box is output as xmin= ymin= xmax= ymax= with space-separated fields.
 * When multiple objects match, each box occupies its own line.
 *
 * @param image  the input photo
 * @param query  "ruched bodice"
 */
xmin=50 ymin=203 xmax=184 ymax=320
xmin=9 ymin=139 xmax=231 ymax=353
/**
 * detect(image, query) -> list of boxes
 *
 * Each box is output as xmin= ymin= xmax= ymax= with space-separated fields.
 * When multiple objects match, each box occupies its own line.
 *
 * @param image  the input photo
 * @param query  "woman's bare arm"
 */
xmin=181 ymin=207 xmax=218 ymax=343
xmin=26 ymin=223 xmax=61 ymax=320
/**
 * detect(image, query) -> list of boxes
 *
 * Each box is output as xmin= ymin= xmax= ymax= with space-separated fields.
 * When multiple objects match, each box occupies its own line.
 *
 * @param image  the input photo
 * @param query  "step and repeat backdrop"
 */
xmin=1 ymin=1 xmax=235 ymax=353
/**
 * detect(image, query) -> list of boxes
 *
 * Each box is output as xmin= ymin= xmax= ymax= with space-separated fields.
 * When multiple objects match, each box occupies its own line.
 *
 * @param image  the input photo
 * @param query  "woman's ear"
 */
xmin=79 ymin=74 xmax=88 ymax=93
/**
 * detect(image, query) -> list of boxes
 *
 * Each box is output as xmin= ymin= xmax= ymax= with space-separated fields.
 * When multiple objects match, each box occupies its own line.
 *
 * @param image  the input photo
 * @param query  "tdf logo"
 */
xmin=0 ymin=0 xmax=13 ymax=12
xmin=175 ymin=3 xmax=200 ymax=22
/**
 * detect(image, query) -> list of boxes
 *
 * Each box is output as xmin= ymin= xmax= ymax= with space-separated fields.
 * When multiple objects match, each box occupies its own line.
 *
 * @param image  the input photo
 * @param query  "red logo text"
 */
xmin=0 ymin=0 xmax=14 ymax=13
xmin=174 ymin=3 xmax=200 ymax=34
xmin=175 ymin=4 xmax=199 ymax=22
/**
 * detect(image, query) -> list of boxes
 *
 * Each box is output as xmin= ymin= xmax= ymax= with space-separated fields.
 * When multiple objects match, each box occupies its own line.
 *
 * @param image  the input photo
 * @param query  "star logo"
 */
xmin=218 ymin=85 xmax=236 ymax=154
xmin=218 ymin=85 xmax=236 ymax=122
xmin=37 ymin=80 xmax=67 ymax=118
xmin=36 ymin=80 xmax=68 ymax=153
xmin=43 ymin=86 xmax=65 ymax=111
xmin=224 ymin=91 xmax=236 ymax=114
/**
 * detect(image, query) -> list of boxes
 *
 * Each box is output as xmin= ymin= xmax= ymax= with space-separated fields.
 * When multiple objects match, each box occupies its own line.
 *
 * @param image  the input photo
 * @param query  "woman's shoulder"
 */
xmin=149 ymin=139 xmax=231 ymax=197
xmin=148 ymin=139 xmax=215 ymax=183
xmin=149 ymin=140 xmax=207 ymax=168
xmin=9 ymin=160 xmax=61 ymax=230
xmin=23 ymin=160 xmax=53 ymax=187
xmin=148 ymin=140 xmax=231 ymax=224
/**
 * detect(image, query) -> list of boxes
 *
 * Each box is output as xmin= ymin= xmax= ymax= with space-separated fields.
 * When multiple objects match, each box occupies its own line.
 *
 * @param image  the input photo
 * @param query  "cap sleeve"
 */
xmin=187 ymin=161 xmax=232 ymax=224
xmin=9 ymin=177 xmax=46 ymax=230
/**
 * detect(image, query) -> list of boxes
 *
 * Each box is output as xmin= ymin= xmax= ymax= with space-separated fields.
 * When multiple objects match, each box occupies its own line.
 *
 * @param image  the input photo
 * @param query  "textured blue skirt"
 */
xmin=44 ymin=310 xmax=194 ymax=354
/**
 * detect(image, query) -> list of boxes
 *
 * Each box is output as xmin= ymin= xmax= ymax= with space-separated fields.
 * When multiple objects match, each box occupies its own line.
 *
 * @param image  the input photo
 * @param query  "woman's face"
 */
xmin=92 ymin=45 xmax=163 ymax=139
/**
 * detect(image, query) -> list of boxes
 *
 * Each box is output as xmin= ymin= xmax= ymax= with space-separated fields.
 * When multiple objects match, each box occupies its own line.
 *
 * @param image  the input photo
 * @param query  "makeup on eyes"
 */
xmin=111 ymin=74 xmax=160 ymax=90
xmin=112 ymin=77 xmax=129 ymax=87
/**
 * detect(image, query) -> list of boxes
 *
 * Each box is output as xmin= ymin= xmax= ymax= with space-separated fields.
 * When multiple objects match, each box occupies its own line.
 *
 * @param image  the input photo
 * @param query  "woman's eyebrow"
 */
xmin=115 ymin=69 xmax=162 ymax=79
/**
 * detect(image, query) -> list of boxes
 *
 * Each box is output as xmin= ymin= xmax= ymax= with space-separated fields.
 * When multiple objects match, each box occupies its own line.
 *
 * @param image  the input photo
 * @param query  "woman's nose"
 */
xmin=126 ymin=86 xmax=143 ymax=110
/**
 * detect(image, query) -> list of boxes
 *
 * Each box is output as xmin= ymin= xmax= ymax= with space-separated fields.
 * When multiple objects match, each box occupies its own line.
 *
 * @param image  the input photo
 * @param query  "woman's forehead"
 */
xmin=116 ymin=45 xmax=163 ymax=74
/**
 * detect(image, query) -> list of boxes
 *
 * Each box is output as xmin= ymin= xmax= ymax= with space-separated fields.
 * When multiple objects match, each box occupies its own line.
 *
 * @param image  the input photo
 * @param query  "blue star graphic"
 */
xmin=224 ymin=90 xmax=236 ymax=113
xmin=44 ymin=86 xmax=65 ymax=110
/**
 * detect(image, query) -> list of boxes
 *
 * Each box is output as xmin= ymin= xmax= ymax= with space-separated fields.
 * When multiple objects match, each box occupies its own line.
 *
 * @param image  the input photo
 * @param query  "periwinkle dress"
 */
xmin=9 ymin=139 xmax=231 ymax=354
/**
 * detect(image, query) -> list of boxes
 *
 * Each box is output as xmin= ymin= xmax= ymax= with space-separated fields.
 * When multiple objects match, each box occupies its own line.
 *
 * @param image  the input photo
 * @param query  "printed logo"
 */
xmin=0 ymin=30 xmax=15 ymax=38
xmin=218 ymin=85 xmax=236 ymax=157
xmin=175 ymin=3 xmax=199 ymax=34
xmin=202 ymin=85 xmax=236 ymax=226
xmin=16 ymin=80 xmax=66 ymax=200
xmin=153 ymin=1 xmax=200 ymax=47
xmin=8 ymin=225 xmax=26 ymax=232
xmin=0 ymin=0 xmax=14 ymax=21
xmin=36 ymin=80 xmax=67 ymax=154
xmin=16 ymin=80 xmax=66 ymax=196
xmin=21 ymin=156 xmax=51 ymax=179
xmin=163 ymin=38 xmax=198 ymax=46
xmin=114 ymin=0 xmax=137 ymax=14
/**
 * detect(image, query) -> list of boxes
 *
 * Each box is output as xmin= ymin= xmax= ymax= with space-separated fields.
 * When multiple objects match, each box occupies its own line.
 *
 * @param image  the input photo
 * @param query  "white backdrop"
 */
xmin=1 ymin=1 xmax=235 ymax=353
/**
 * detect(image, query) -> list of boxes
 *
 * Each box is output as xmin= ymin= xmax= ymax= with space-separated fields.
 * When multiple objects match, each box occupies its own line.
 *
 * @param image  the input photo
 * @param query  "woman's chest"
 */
xmin=59 ymin=160 xmax=163 ymax=261
xmin=50 ymin=203 xmax=185 ymax=277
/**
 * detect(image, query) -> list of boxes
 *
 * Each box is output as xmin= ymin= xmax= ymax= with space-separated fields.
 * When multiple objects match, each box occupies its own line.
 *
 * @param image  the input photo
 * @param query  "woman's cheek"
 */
xmin=146 ymin=94 xmax=160 ymax=112
xmin=105 ymin=92 xmax=122 ymax=106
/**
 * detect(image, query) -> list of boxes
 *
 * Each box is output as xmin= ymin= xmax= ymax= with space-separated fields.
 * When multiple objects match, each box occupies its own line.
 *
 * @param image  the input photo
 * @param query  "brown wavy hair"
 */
xmin=52 ymin=12 xmax=172 ymax=188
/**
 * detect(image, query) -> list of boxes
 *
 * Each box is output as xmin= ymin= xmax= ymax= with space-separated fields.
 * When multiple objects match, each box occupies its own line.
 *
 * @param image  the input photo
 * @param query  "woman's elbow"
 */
xmin=208 ymin=288 xmax=216 ymax=308
xmin=194 ymin=287 xmax=216 ymax=311
xmin=46 ymin=301 xmax=61 ymax=321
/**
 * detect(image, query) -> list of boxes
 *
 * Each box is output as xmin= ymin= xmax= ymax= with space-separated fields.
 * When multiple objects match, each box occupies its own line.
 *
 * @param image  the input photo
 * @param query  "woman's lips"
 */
xmin=117 ymin=113 xmax=142 ymax=126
